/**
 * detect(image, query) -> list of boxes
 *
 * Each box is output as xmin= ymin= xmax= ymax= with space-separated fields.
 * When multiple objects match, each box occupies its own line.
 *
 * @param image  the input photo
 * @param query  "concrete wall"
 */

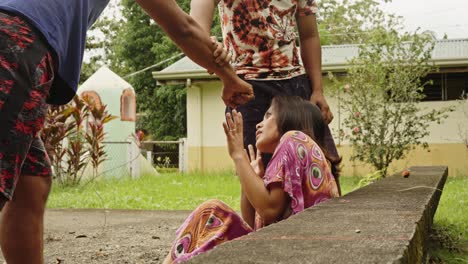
xmin=186 ymin=80 xmax=468 ymax=176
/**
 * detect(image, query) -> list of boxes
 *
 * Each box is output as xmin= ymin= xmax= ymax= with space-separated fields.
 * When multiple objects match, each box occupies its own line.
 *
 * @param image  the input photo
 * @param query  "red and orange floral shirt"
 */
xmin=218 ymin=0 xmax=318 ymax=80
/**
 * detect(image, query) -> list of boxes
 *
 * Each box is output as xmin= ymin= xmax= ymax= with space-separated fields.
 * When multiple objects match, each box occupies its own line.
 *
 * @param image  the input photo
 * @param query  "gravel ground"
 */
xmin=0 ymin=209 xmax=190 ymax=264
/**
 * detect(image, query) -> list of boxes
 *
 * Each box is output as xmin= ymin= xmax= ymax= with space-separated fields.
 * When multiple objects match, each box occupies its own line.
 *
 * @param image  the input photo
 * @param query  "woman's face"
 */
xmin=255 ymin=104 xmax=281 ymax=153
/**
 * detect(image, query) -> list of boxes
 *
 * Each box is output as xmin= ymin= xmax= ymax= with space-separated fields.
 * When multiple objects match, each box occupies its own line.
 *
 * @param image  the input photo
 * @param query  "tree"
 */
xmin=139 ymin=84 xmax=187 ymax=141
xmin=317 ymin=0 xmax=400 ymax=45
xmin=81 ymin=1 xmax=122 ymax=84
xmin=336 ymin=29 xmax=452 ymax=177
xmin=109 ymin=0 xmax=202 ymax=140
xmin=79 ymin=1 xmax=189 ymax=140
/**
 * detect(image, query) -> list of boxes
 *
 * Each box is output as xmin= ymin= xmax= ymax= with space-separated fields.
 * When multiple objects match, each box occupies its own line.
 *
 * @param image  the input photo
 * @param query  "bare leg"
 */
xmin=0 ymin=175 xmax=51 ymax=264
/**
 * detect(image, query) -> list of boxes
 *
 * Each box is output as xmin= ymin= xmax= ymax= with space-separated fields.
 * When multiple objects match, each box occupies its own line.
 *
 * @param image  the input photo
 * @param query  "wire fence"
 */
xmin=141 ymin=139 xmax=187 ymax=172
xmin=100 ymin=141 xmax=135 ymax=178
xmin=95 ymin=138 xmax=187 ymax=178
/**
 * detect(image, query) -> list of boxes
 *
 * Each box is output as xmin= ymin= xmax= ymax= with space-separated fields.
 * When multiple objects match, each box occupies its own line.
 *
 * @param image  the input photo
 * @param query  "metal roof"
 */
xmin=153 ymin=39 xmax=468 ymax=81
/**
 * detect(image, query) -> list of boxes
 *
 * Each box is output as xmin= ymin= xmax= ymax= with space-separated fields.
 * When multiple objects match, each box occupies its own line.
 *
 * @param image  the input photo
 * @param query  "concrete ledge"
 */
xmin=188 ymin=166 xmax=448 ymax=264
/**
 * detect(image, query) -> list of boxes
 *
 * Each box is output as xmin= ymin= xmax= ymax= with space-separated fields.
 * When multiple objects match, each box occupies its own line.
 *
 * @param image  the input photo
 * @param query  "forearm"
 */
xmin=224 ymin=110 xmax=287 ymax=224
xmin=232 ymin=156 xmax=278 ymax=219
xmin=240 ymin=190 xmax=255 ymax=228
xmin=297 ymin=14 xmax=324 ymax=96
xmin=135 ymin=0 xmax=237 ymax=83
xmin=297 ymin=16 xmax=333 ymax=122
xmin=300 ymin=36 xmax=323 ymax=95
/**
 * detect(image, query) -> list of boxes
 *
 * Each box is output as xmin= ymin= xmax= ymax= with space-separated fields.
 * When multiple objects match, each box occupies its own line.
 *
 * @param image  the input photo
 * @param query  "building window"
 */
xmin=446 ymin=72 xmax=468 ymax=100
xmin=81 ymin=91 xmax=102 ymax=109
xmin=121 ymin=88 xmax=136 ymax=121
xmin=422 ymin=71 xmax=468 ymax=101
xmin=421 ymin=74 xmax=443 ymax=101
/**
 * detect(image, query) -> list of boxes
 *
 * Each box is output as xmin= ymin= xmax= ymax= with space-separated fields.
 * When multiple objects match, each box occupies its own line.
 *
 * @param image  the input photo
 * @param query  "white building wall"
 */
xmin=186 ymin=80 xmax=468 ymax=175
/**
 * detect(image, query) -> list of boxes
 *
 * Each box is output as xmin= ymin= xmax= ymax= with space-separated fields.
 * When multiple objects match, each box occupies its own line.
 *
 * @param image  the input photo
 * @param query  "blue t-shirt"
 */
xmin=0 ymin=0 xmax=110 ymax=105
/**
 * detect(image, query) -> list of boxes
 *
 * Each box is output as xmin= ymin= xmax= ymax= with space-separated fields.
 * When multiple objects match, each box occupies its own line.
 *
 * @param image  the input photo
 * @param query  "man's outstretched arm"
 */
xmin=135 ymin=0 xmax=253 ymax=108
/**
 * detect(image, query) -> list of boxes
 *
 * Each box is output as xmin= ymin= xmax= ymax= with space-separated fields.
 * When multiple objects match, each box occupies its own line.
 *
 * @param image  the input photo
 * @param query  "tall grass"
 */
xmin=338 ymin=176 xmax=361 ymax=194
xmin=435 ymin=177 xmax=468 ymax=240
xmin=429 ymin=176 xmax=468 ymax=263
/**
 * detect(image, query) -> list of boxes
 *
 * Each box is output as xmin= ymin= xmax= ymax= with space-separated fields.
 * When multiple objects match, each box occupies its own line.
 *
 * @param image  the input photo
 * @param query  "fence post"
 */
xmin=131 ymin=141 xmax=141 ymax=178
xmin=146 ymin=150 xmax=153 ymax=166
xmin=127 ymin=140 xmax=133 ymax=177
xmin=179 ymin=138 xmax=188 ymax=173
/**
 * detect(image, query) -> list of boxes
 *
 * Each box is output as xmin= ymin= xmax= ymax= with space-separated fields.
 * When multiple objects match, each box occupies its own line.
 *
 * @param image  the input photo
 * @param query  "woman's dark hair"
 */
xmin=271 ymin=96 xmax=341 ymax=179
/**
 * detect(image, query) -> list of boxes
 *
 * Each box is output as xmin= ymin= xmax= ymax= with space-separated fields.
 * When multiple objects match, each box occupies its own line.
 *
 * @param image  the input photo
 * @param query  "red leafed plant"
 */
xmin=41 ymin=95 xmax=116 ymax=186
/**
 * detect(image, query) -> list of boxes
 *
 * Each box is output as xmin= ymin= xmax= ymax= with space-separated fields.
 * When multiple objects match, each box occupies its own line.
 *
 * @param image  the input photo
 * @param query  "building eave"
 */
xmin=152 ymin=70 xmax=214 ymax=81
xmin=153 ymin=37 xmax=468 ymax=83
xmin=432 ymin=57 xmax=468 ymax=67
xmin=153 ymin=58 xmax=468 ymax=84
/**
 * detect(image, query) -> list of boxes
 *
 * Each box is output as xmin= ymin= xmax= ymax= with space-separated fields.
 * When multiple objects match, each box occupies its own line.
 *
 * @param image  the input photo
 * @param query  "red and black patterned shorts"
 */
xmin=0 ymin=12 xmax=55 ymax=200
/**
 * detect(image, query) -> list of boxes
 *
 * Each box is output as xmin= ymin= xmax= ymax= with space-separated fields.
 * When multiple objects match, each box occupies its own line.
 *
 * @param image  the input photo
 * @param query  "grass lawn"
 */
xmin=47 ymin=172 xmax=363 ymax=210
xmin=47 ymin=172 xmax=467 ymax=262
xmin=429 ymin=176 xmax=468 ymax=263
xmin=47 ymin=171 xmax=243 ymax=210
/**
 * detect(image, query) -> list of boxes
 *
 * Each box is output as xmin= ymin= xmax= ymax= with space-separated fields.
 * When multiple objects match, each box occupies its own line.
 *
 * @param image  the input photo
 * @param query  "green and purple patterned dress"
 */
xmin=168 ymin=131 xmax=339 ymax=263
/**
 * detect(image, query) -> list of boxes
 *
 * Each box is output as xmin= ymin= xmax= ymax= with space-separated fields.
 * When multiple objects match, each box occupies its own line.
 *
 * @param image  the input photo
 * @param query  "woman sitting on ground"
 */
xmin=164 ymin=96 xmax=341 ymax=263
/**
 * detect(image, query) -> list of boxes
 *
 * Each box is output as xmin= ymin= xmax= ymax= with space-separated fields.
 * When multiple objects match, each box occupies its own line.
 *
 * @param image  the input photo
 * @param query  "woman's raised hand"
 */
xmin=247 ymin=144 xmax=264 ymax=177
xmin=223 ymin=109 xmax=245 ymax=160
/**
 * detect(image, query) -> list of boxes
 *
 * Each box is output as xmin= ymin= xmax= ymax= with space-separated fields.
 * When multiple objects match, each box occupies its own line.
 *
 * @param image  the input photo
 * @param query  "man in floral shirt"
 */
xmin=191 ymin=0 xmax=338 ymax=161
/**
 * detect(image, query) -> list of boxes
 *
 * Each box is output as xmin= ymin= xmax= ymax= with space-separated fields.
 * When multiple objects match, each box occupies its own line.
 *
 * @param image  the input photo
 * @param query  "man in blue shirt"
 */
xmin=0 ymin=0 xmax=253 ymax=263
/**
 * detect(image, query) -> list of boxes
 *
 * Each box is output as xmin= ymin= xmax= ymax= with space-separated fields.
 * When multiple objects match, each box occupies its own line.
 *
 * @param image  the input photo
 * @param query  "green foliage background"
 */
xmin=80 ymin=0 xmax=408 ymax=140
xmin=81 ymin=0 xmax=225 ymax=140
xmin=334 ymin=29 xmax=452 ymax=176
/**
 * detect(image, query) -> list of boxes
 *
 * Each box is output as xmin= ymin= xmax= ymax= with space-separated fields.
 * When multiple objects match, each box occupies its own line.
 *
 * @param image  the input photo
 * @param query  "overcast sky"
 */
xmin=103 ymin=0 xmax=467 ymax=39
xmin=381 ymin=0 xmax=468 ymax=39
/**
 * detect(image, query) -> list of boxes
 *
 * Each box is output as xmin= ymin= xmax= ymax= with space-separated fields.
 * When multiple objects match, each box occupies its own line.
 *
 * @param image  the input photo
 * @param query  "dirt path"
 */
xmin=1 ymin=209 xmax=190 ymax=264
